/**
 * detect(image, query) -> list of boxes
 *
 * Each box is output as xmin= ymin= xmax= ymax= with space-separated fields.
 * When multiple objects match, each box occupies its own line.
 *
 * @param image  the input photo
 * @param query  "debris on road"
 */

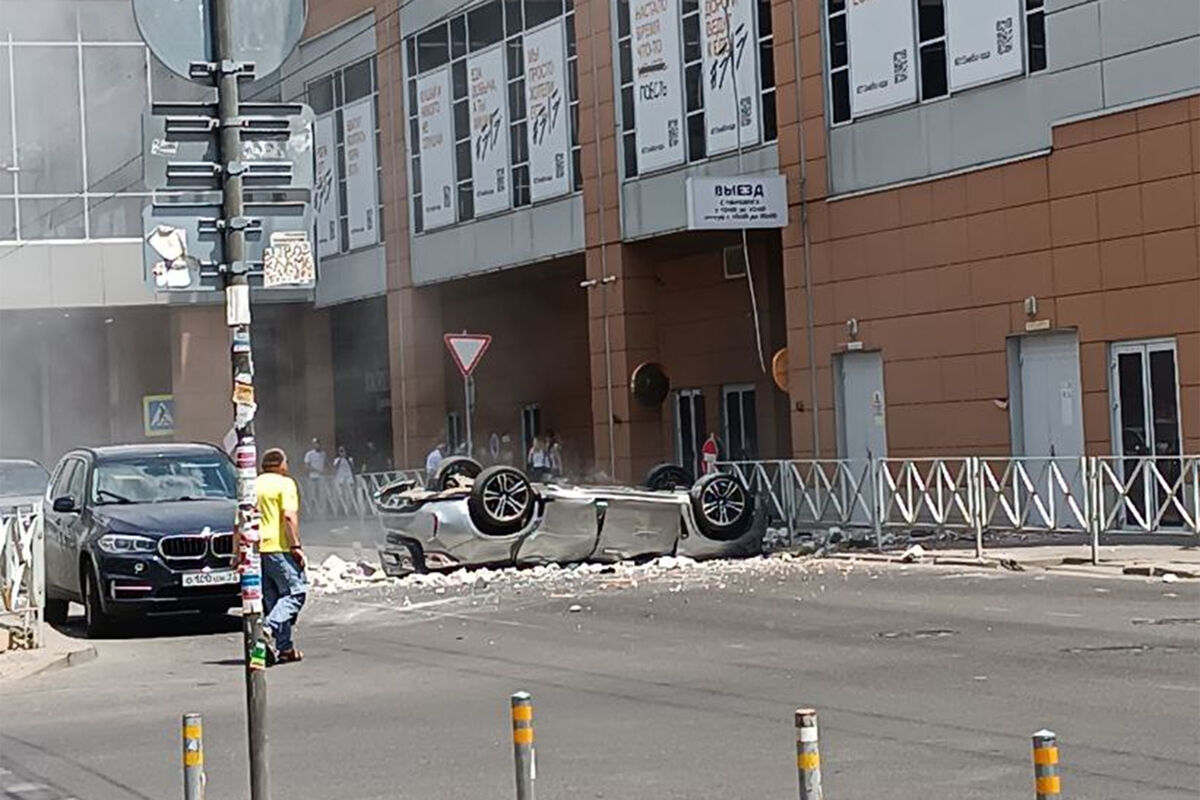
xmin=306 ymin=552 xmax=826 ymax=600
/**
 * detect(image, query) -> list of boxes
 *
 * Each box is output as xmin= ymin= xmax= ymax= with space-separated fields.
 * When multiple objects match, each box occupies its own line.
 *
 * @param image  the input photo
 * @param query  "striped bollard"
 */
xmin=1032 ymin=729 xmax=1060 ymax=798
xmin=182 ymin=713 xmax=205 ymax=800
xmin=511 ymin=692 xmax=536 ymax=800
xmin=795 ymin=708 xmax=823 ymax=800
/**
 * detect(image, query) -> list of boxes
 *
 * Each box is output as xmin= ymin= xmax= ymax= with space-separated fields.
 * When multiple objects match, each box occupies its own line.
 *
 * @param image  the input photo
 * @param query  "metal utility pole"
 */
xmin=214 ymin=1 xmax=270 ymax=795
xmin=136 ymin=1 xmax=308 ymax=794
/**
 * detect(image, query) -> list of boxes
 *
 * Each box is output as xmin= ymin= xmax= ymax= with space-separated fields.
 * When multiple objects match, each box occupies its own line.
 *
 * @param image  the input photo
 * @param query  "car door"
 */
xmin=60 ymin=456 xmax=92 ymax=596
xmin=43 ymin=458 xmax=78 ymax=595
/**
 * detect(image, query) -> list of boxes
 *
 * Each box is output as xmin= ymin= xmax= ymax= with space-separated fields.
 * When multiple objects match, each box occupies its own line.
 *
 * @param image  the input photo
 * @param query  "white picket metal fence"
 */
xmin=0 ymin=504 xmax=45 ymax=648
xmin=299 ymin=470 xmax=428 ymax=519
xmin=719 ymin=455 xmax=1200 ymax=563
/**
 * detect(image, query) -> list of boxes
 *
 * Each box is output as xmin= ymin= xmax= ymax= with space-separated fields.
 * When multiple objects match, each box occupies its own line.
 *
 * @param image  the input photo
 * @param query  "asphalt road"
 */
xmin=2 ymin=559 xmax=1198 ymax=800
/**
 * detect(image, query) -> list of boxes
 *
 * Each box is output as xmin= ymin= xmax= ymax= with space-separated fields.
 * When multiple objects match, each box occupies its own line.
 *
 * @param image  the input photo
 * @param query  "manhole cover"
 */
xmin=875 ymin=629 xmax=958 ymax=640
xmin=1060 ymin=643 xmax=1181 ymax=655
xmin=1131 ymin=617 xmax=1200 ymax=626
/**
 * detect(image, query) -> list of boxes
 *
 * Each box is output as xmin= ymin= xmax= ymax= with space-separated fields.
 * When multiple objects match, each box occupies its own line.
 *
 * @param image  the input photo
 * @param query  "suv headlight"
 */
xmin=97 ymin=533 xmax=157 ymax=554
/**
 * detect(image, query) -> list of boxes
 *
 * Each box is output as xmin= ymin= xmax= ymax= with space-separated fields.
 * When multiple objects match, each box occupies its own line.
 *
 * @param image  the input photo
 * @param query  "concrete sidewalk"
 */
xmin=826 ymin=540 xmax=1200 ymax=579
xmin=0 ymin=626 xmax=97 ymax=684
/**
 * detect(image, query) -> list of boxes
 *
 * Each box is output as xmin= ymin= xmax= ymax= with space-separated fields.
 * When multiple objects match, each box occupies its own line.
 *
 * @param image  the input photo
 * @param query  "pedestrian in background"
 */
xmin=256 ymin=448 xmax=306 ymax=665
xmin=425 ymin=442 xmax=445 ymax=479
xmin=547 ymin=429 xmax=564 ymax=480
xmin=527 ymin=436 xmax=551 ymax=482
xmin=303 ymin=438 xmax=328 ymax=516
xmin=360 ymin=440 xmax=379 ymax=474
xmin=332 ymin=445 xmax=355 ymax=515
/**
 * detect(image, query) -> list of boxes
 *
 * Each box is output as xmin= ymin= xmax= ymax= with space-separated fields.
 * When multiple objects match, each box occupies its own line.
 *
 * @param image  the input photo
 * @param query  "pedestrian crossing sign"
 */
xmin=143 ymin=394 xmax=175 ymax=437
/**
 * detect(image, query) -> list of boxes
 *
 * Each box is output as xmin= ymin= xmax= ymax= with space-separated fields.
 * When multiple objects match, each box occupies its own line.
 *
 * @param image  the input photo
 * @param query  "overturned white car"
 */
xmin=374 ymin=458 xmax=761 ymax=575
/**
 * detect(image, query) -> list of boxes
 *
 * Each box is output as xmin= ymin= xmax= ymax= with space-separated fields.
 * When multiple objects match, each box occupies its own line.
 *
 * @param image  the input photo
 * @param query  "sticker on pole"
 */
xmin=444 ymin=333 xmax=492 ymax=377
xmin=263 ymin=231 xmax=316 ymax=288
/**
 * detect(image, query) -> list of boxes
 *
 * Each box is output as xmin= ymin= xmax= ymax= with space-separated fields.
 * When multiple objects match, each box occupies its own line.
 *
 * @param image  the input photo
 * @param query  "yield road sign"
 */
xmin=445 ymin=334 xmax=492 ymax=377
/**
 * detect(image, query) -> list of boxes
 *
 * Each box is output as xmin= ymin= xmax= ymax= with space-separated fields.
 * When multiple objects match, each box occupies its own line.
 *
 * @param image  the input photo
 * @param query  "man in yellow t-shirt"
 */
xmin=255 ymin=448 xmax=306 ymax=664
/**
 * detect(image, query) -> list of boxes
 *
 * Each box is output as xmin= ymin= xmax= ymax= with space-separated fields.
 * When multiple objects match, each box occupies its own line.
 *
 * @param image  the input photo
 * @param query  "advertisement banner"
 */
xmin=632 ymin=0 xmax=685 ymax=172
xmin=686 ymin=174 xmax=788 ymax=229
xmin=313 ymin=115 xmax=339 ymax=258
xmin=947 ymin=0 xmax=1024 ymax=92
xmin=523 ymin=20 xmax=571 ymax=202
xmin=341 ymin=97 xmax=379 ymax=249
xmin=846 ymin=0 xmax=916 ymax=117
xmin=468 ymin=46 xmax=510 ymax=216
xmin=416 ymin=68 xmax=455 ymax=230
xmin=700 ymin=0 xmax=760 ymax=155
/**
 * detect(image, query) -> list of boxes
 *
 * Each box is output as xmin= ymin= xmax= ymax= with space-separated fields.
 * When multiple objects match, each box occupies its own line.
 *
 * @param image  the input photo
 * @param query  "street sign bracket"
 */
xmin=188 ymin=59 xmax=256 ymax=83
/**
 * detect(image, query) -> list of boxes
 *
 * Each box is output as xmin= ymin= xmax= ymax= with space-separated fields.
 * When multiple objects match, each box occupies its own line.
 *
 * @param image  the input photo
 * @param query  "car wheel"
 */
xmin=82 ymin=566 xmax=116 ymax=639
xmin=468 ymin=466 xmax=535 ymax=536
xmin=434 ymin=456 xmax=483 ymax=490
xmin=44 ymin=597 xmax=69 ymax=626
xmin=689 ymin=472 xmax=755 ymax=541
xmin=644 ymin=463 xmax=695 ymax=491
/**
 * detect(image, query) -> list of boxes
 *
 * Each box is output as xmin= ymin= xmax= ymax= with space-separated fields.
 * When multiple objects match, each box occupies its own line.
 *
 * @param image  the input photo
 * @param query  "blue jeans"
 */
xmin=262 ymin=552 xmax=306 ymax=653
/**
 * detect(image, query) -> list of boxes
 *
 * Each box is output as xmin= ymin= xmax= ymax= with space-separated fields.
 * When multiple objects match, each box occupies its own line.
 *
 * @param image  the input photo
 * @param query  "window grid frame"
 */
xmin=615 ymin=0 xmax=778 ymax=183
xmin=825 ymin=0 xmax=1051 ymax=128
xmin=405 ymin=0 xmax=581 ymax=235
xmin=1 ymin=39 xmax=154 ymax=243
xmin=306 ymin=54 xmax=383 ymax=256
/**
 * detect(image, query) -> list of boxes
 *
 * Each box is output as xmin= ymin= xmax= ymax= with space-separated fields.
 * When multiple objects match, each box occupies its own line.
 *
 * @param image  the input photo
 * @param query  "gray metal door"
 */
xmin=1015 ymin=333 xmax=1084 ymax=459
xmin=835 ymin=351 xmax=887 ymax=461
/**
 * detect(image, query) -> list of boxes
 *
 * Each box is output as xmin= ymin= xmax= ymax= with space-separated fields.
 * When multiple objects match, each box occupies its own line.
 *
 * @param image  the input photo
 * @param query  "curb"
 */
xmin=1121 ymin=564 xmax=1200 ymax=579
xmin=820 ymin=552 xmax=1199 ymax=579
xmin=0 ymin=645 xmax=98 ymax=684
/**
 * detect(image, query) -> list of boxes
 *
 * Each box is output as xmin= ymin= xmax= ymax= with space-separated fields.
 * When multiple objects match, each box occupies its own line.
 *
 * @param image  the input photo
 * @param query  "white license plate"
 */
xmin=182 ymin=570 xmax=239 ymax=588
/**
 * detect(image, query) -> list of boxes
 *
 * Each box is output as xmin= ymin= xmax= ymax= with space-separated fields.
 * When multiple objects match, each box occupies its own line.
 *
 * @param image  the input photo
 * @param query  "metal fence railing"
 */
xmin=298 ymin=470 xmax=428 ymax=519
xmin=718 ymin=455 xmax=1200 ymax=563
xmin=1 ymin=504 xmax=44 ymax=648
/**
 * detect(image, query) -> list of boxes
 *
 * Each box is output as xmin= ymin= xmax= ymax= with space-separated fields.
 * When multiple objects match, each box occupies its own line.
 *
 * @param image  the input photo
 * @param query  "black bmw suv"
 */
xmin=43 ymin=443 xmax=240 ymax=636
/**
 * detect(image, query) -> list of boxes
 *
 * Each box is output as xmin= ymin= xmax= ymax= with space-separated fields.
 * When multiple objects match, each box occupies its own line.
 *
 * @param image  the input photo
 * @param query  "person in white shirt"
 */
xmin=332 ymin=445 xmax=355 ymax=515
xmin=527 ymin=437 xmax=551 ymax=482
xmin=303 ymin=438 xmax=329 ymax=516
xmin=425 ymin=443 xmax=445 ymax=478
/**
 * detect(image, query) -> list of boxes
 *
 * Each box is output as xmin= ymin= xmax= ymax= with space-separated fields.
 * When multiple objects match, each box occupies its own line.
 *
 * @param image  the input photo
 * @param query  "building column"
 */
xmin=585 ymin=243 xmax=663 ymax=483
xmin=388 ymin=284 xmax=447 ymax=470
xmin=299 ymin=307 xmax=336 ymax=450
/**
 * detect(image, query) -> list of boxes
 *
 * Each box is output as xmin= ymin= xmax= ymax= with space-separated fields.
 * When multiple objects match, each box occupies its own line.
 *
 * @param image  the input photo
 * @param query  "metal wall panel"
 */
xmin=314 ymin=245 xmax=386 ymax=308
xmin=619 ymin=146 xmax=779 ymax=240
xmin=409 ymin=194 xmax=584 ymax=285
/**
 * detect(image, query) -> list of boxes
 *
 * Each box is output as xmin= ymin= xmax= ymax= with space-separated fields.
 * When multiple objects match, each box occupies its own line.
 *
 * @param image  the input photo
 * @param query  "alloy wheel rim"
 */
xmin=481 ymin=473 xmax=531 ymax=522
xmin=701 ymin=477 xmax=746 ymax=526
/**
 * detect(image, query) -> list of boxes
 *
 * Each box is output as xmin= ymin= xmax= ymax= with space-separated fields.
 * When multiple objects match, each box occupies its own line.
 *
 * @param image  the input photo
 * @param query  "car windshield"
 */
xmin=0 ymin=462 xmax=49 ymax=497
xmin=92 ymin=455 xmax=236 ymax=505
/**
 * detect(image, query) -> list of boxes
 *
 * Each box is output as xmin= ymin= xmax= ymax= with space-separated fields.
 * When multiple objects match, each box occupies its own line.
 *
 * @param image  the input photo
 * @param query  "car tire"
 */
xmin=689 ymin=472 xmax=755 ymax=541
xmin=468 ymin=466 xmax=535 ymax=536
xmin=82 ymin=566 xmax=116 ymax=639
xmin=644 ymin=463 xmax=695 ymax=491
xmin=434 ymin=456 xmax=483 ymax=490
xmin=44 ymin=597 xmax=68 ymax=626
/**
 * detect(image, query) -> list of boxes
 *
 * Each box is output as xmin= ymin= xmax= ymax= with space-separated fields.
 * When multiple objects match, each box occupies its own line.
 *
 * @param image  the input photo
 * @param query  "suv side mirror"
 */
xmin=52 ymin=496 xmax=78 ymax=513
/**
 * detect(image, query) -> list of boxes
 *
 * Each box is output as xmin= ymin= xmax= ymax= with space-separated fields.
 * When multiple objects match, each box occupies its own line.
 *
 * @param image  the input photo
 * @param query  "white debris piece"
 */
xmin=307 ymin=546 xmax=819 ymax=598
xmin=1161 ymin=572 xmax=1180 ymax=583
xmin=567 ymin=604 xmax=584 ymax=613
xmin=900 ymin=544 xmax=926 ymax=563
